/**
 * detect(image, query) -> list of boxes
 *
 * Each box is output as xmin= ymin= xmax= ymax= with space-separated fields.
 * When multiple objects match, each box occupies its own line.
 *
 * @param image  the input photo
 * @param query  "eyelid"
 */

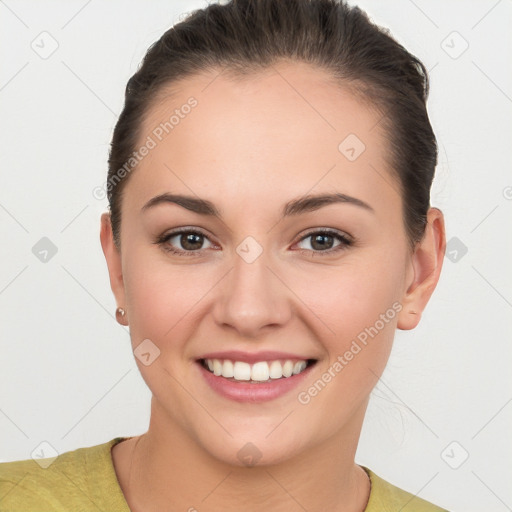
xmin=295 ymin=227 xmax=354 ymax=244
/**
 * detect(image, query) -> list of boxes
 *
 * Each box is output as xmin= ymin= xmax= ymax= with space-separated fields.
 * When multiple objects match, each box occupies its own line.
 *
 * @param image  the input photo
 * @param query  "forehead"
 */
xmin=125 ymin=61 xmax=400 ymax=219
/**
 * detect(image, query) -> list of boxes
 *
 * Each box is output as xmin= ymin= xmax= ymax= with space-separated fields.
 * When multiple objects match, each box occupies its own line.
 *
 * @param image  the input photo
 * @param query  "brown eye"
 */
xmin=175 ymin=232 xmax=205 ymax=251
xmin=156 ymin=229 xmax=214 ymax=256
xmin=295 ymin=229 xmax=353 ymax=255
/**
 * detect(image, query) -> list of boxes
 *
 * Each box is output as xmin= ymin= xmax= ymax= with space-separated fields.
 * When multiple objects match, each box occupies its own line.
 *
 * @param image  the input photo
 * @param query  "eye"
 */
xmin=155 ymin=227 xmax=353 ymax=258
xmin=155 ymin=228 xmax=215 ymax=257
xmin=294 ymin=229 xmax=353 ymax=256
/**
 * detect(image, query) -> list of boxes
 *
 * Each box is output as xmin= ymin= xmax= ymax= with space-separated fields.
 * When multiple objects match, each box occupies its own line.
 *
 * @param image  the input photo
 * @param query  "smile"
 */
xmin=200 ymin=358 xmax=315 ymax=383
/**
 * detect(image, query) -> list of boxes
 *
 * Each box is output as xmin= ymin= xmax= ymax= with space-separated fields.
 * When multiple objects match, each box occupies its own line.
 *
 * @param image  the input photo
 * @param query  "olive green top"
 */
xmin=0 ymin=437 xmax=448 ymax=511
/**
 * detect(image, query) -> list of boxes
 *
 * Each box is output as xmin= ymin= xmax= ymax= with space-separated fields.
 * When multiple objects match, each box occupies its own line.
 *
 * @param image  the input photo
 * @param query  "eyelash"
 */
xmin=154 ymin=227 xmax=354 ymax=258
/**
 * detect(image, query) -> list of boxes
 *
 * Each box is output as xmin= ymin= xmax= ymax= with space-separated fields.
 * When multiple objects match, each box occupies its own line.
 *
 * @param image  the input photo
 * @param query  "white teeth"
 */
xmin=282 ymin=360 xmax=293 ymax=377
xmin=233 ymin=361 xmax=251 ymax=380
xmin=251 ymin=362 xmax=270 ymax=381
xmin=293 ymin=361 xmax=307 ymax=375
xmin=213 ymin=359 xmax=222 ymax=376
xmin=269 ymin=360 xmax=283 ymax=379
xmin=203 ymin=358 xmax=311 ymax=382
xmin=222 ymin=360 xmax=234 ymax=378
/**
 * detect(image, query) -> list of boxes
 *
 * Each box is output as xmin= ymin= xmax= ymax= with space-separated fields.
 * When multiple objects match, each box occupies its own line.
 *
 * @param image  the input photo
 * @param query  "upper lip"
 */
xmin=198 ymin=350 xmax=317 ymax=364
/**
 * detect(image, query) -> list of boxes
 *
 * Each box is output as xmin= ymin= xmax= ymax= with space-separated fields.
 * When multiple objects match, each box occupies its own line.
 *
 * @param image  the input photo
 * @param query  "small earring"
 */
xmin=116 ymin=307 xmax=127 ymax=325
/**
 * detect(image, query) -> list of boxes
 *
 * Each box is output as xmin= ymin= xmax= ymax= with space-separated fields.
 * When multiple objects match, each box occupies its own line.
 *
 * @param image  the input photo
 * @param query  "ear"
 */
xmin=397 ymin=207 xmax=446 ymax=330
xmin=100 ymin=212 xmax=127 ymax=317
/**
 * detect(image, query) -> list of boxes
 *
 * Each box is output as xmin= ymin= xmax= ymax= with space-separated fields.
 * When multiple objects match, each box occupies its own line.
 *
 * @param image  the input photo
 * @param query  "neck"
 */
xmin=122 ymin=399 xmax=371 ymax=512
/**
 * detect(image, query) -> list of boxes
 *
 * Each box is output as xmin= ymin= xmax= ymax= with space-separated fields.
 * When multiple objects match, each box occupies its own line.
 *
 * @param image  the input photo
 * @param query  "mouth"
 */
xmin=198 ymin=357 xmax=317 ymax=383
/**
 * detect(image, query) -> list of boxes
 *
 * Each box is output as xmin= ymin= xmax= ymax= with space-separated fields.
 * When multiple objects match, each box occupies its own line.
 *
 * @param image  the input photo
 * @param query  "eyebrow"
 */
xmin=141 ymin=192 xmax=374 ymax=218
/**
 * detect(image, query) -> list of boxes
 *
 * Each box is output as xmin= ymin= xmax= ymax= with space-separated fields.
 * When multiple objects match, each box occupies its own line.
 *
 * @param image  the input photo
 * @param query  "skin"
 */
xmin=100 ymin=61 xmax=445 ymax=512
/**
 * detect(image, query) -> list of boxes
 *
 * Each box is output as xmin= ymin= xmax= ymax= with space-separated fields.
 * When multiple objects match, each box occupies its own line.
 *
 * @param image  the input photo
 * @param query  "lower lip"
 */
xmin=197 ymin=361 xmax=315 ymax=403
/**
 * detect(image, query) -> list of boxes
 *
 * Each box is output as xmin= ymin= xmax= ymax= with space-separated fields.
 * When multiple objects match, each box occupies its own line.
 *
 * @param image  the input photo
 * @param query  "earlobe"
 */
xmin=100 ymin=212 xmax=127 ymax=318
xmin=397 ymin=208 xmax=446 ymax=331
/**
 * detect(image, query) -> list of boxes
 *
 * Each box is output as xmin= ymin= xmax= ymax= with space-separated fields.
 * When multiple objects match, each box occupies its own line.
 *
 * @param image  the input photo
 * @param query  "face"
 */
xmin=103 ymin=61 xmax=435 ymax=467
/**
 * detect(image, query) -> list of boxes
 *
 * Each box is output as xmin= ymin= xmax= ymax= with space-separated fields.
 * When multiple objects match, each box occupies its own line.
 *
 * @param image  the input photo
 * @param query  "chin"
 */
xmin=195 ymin=424 xmax=308 ymax=469
xmin=209 ymin=440 xmax=296 ymax=468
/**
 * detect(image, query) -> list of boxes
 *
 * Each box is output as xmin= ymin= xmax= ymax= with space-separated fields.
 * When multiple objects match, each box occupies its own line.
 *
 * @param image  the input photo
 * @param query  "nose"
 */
xmin=212 ymin=248 xmax=292 ymax=338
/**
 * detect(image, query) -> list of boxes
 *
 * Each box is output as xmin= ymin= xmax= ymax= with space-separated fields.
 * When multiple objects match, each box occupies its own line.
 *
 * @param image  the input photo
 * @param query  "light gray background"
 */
xmin=1 ymin=1 xmax=511 ymax=511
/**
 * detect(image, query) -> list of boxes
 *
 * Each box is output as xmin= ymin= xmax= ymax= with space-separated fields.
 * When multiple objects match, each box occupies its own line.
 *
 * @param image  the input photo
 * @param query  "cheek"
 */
xmin=291 ymin=249 xmax=406 ymax=341
xmin=121 ymin=254 xmax=214 ymax=398
xmin=291 ymin=248 xmax=405 ymax=407
xmin=293 ymin=259 xmax=403 ymax=430
xmin=122 ymin=250 xmax=218 ymax=345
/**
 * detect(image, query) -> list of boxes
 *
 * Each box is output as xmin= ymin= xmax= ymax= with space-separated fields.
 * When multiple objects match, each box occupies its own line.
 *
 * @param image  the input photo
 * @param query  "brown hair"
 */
xmin=107 ymin=0 xmax=437 ymax=250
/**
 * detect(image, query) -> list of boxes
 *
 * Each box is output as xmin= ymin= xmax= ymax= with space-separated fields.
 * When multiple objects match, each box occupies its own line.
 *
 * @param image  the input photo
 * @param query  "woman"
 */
xmin=0 ymin=0 xmax=448 ymax=510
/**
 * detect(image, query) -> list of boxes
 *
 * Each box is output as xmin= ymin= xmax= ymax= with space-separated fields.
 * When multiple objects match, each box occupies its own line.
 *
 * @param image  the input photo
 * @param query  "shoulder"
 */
xmin=0 ymin=438 xmax=130 ymax=512
xmin=363 ymin=467 xmax=449 ymax=511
